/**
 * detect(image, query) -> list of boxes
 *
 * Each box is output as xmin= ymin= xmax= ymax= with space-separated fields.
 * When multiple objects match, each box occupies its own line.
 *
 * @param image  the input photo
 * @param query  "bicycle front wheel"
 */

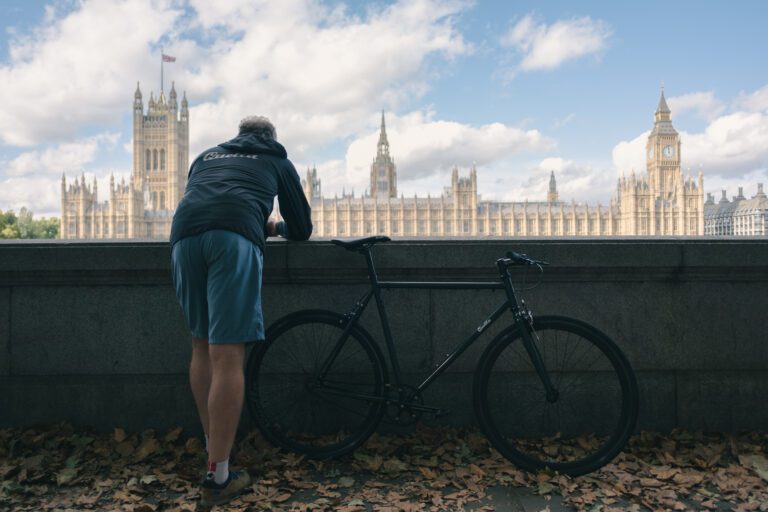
xmin=474 ymin=315 xmax=638 ymax=476
xmin=246 ymin=310 xmax=387 ymax=459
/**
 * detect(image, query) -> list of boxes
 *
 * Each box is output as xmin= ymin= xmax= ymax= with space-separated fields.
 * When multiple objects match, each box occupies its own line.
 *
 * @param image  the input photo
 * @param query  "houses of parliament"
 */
xmin=302 ymin=91 xmax=704 ymax=237
xmin=61 ymin=86 xmax=709 ymax=239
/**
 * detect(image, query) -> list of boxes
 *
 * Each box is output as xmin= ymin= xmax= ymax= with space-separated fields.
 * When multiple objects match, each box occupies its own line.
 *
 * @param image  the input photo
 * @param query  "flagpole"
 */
xmin=160 ymin=47 xmax=164 ymax=93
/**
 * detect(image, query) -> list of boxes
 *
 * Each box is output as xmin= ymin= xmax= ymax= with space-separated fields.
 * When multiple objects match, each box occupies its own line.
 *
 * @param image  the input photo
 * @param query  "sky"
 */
xmin=1 ymin=0 xmax=767 ymax=218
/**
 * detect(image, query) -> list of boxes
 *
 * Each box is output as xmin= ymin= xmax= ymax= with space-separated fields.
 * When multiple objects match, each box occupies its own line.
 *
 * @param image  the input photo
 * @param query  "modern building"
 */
xmin=302 ymin=91 xmax=705 ymax=237
xmin=60 ymin=82 xmax=189 ymax=239
xmin=704 ymin=184 xmax=768 ymax=235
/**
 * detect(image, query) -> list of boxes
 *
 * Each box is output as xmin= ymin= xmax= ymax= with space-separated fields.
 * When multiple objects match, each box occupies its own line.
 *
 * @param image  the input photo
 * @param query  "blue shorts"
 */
xmin=171 ymin=229 xmax=265 ymax=344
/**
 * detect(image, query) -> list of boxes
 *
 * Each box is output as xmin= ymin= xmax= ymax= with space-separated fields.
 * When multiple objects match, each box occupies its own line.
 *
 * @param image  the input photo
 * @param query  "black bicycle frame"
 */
xmin=317 ymin=248 xmax=558 ymax=403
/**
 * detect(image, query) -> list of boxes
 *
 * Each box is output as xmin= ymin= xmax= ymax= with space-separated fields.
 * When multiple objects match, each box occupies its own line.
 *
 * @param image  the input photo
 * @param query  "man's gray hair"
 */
xmin=238 ymin=115 xmax=277 ymax=140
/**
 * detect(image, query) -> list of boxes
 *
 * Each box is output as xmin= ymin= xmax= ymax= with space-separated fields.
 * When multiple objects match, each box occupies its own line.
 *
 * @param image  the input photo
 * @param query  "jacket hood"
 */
xmin=219 ymin=132 xmax=288 ymax=158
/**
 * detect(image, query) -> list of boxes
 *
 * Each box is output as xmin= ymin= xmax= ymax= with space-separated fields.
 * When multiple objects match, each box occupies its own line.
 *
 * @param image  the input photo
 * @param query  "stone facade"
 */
xmin=302 ymin=92 xmax=704 ymax=238
xmin=60 ymin=82 xmax=189 ymax=239
xmin=704 ymin=184 xmax=768 ymax=235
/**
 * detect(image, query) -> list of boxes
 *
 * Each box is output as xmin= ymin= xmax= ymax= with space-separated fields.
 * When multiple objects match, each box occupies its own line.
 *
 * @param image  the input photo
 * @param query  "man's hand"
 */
xmin=265 ymin=219 xmax=278 ymax=237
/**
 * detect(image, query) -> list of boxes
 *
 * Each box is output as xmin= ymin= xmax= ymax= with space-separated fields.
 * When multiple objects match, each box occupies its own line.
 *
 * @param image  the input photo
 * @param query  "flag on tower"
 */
xmin=162 ymin=54 xmax=176 ymax=62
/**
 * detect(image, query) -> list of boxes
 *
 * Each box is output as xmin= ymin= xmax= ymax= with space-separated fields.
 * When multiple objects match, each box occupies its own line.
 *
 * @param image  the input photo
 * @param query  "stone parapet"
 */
xmin=1 ymin=237 xmax=766 ymax=433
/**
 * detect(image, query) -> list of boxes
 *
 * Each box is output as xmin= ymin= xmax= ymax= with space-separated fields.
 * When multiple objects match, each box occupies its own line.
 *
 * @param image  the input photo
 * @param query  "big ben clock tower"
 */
xmin=646 ymin=88 xmax=681 ymax=199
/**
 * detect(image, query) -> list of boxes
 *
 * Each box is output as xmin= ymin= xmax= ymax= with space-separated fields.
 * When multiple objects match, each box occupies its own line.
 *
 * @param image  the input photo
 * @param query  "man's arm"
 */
xmin=273 ymin=162 xmax=313 ymax=240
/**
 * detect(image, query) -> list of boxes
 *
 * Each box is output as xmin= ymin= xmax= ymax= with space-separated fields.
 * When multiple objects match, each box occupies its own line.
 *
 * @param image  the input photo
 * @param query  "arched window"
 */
xmin=160 ymin=191 xmax=166 ymax=210
xmin=153 ymin=149 xmax=158 ymax=170
xmin=160 ymin=149 xmax=166 ymax=170
xmin=152 ymin=192 xmax=158 ymax=209
xmin=145 ymin=150 xmax=150 ymax=171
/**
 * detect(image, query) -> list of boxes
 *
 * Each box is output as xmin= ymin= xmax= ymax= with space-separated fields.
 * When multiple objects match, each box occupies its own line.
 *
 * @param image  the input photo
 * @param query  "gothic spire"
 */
xmin=652 ymin=85 xmax=676 ymax=133
xmin=377 ymin=110 xmax=389 ymax=157
xmin=656 ymin=87 xmax=671 ymax=114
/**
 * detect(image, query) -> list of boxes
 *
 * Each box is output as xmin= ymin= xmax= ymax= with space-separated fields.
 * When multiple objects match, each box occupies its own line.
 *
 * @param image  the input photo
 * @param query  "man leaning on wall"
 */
xmin=169 ymin=115 xmax=312 ymax=507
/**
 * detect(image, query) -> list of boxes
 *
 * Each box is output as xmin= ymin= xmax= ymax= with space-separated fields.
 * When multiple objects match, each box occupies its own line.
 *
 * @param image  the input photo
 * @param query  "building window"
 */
xmin=160 ymin=149 xmax=166 ymax=170
xmin=145 ymin=150 xmax=151 ymax=171
xmin=153 ymin=149 xmax=158 ymax=170
xmin=160 ymin=191 xmax=166 ymax=210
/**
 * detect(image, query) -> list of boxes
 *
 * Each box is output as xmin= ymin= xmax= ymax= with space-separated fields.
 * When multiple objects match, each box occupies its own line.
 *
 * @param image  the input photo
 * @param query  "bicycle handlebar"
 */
xmin=504 ymin=251 xmax=549 ymax=267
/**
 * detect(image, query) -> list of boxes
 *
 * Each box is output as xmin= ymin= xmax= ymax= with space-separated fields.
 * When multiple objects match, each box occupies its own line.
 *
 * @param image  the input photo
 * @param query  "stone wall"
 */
xmin=1 ymin=238 xmax=767 ymax=434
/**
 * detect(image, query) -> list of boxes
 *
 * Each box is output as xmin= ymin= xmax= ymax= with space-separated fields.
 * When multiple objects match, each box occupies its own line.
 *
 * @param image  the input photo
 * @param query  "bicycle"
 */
xmin=246 ymin=236 xmax=639 ymax=476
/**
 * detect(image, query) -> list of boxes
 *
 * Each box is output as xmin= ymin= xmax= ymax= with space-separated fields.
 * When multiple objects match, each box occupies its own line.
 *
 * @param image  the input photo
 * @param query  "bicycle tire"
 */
xmin=474 ymin=315 xmax=638 ymax=476
xmin=246 ymin=309 xmax=387 ymax=459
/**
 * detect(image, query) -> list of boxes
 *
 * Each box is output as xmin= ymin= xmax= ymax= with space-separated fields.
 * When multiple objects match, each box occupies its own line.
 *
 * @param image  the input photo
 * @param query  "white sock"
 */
xmin=204 ymin=434 xmax=209 ymax=453
xmin=207 ymin=459 xmax=229 ymax=485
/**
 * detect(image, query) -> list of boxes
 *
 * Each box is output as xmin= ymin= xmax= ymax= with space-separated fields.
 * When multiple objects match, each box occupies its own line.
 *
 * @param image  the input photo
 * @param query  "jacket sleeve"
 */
xmin=275 ymin=160 xmax=313 ymax=240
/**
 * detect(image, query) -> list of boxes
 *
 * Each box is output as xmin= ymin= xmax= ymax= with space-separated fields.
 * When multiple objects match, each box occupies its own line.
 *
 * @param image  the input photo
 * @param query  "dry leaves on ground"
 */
xmin=0 ymin=424 xmax=767 ymax=511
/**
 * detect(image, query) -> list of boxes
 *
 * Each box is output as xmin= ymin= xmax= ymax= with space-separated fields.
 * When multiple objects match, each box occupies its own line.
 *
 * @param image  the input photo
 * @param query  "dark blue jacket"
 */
xmin=170 ymin=132 xmax=312 ymax=250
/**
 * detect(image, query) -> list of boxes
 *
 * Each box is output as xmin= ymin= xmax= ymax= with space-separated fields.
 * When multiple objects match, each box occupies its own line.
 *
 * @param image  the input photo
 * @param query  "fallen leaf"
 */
xmin=164 ymin=427 xmax=183 ymax=443
xmin=56 ymin=467 xmax=78 ymax=486
xmin=116 ymin=440 xmax=135 ymax=456
xmin=739 ymin=454 xmax=768 ymax=481
xmin=135 ymin=438 xmax=160 ymax=461
xmin=140 ymin=474 xmax=159 ymax=485
xmin=114 ymin=428 xmax=127 ymax=443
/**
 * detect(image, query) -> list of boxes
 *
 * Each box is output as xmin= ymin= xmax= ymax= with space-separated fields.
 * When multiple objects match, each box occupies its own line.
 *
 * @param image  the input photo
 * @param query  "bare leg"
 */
xmin=207 ymin=343 xmax=246 ymax=464
xmin=189 ymin=337 xmax=212 ymax=438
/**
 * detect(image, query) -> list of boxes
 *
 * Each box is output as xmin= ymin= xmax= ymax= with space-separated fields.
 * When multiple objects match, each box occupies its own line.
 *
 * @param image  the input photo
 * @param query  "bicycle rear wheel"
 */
xmin=246 ymin=310 xmax=387 ymax=459
xmin=474 ymin=315 xmax=638 ymax=476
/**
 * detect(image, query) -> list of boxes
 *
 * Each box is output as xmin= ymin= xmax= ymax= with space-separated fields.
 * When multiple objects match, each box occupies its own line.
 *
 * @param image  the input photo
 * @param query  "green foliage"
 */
xmin=0 ymin=208 xmax=59 ymax=239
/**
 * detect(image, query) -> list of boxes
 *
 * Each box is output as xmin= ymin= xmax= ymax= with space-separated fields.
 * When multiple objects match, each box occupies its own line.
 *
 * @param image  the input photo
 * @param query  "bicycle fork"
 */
xmin=499 ymin=261 xmax=560 ymax=403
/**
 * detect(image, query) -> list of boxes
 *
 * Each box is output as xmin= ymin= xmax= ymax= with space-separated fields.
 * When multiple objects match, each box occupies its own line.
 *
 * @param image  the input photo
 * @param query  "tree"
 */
xmin=0 ymin=208 xmax=59 ymax=239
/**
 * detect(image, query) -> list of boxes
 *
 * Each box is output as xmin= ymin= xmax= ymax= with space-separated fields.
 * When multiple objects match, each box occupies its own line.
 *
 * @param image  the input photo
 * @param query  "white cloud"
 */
xmin=6 ymin=133 xmax=120 ymax=177
xmin=612 ymin=131 xmax=649 ymax=178
xmin=307 ymin=110 xmax=554 ymax=196
xmin=668 ymin=91 xmax=725 ymax=120
xmin=553 ymin=113 xmax=575 ymax=129
xmin=484 ymin=156 xmax=614 ymax=205
xmin=0 ymin=0 xmax=182 ymax=146
xmin=501 ymin=15 xmax=611 ymax=72
xmin=183 ymin=0 xmax=471 ymax=159
xmin=681 ymin=112 xmax=768 ymax=178
xmin=0 ymin=177 xmax=61 ymax=218
xmin=734 ymin=84 xmax=768 ymax=112
xmin=0 ymin=0 xmax=471 ymax=152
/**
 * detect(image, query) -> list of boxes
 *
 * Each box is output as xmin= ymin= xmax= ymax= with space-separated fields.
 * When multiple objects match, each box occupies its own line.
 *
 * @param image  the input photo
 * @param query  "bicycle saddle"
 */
xmin=331 ymin=236 xmax=391 ymax=252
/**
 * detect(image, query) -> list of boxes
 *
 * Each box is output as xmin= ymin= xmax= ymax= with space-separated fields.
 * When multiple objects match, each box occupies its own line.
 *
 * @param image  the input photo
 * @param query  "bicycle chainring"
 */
xmin=384 ymin=385 xmax=424 ymax=425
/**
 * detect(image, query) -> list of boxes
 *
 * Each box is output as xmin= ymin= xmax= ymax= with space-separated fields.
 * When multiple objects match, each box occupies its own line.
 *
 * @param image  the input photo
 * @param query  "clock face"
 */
xmin=663 ymin=145 xmax=674 ymax=158
xmin=648 ymin=146 xmax=654 ymax=158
